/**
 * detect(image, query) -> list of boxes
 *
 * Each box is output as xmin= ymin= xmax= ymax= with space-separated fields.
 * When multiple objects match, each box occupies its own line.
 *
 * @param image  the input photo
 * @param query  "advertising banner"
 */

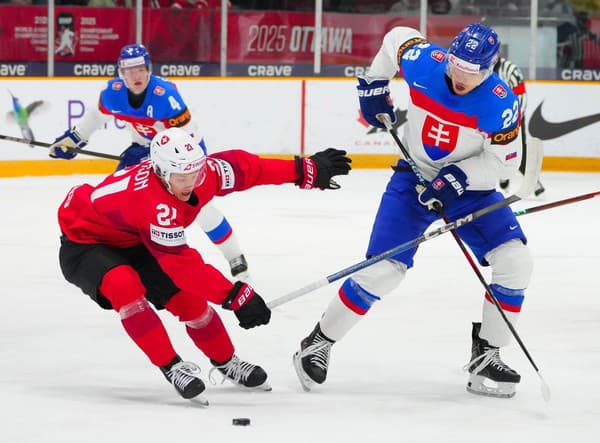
xmin=0 ymin=79 xmax=598 ymax=165
xmin=0 ymin=6 xmax=134 ymax=62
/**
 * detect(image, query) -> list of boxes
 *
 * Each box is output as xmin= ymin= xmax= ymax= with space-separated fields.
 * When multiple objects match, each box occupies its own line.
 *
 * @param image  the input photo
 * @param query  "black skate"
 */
xmin=229 ymin=254 xmax=250 ymax=281
xmin=464 ymin=322 xmax=521 ymax=398
xmin=160 ymin=356 xmax=208 ymax=405
xmin=209 ymin=354 xmax=271 ymax=391
xmin=293 ymin=323 xmax=334 ymax=392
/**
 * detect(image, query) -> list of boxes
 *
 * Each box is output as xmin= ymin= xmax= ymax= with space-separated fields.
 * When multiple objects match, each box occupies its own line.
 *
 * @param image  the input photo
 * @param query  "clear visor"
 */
xmin=446 ymin=53 xmax=493 ymax=81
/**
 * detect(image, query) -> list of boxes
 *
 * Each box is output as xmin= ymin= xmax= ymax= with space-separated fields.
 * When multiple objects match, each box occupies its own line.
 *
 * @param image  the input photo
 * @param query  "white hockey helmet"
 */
xmin=150 ymin=128 xmax=207 ymax=192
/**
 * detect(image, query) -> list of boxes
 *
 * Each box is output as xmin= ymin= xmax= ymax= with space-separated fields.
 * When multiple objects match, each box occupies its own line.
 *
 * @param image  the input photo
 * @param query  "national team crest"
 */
xmin=134 ymin=122 xmax=157 ymax=139
xmin=430 ymin=50 xmax=445 ymax=62
xmin=421 ymin=115 xmax=459 ymax=160
xmin=493 ymin=84 xmax=507 ymax=98
xmin=160 ymin=135 xmax=170 ymax=144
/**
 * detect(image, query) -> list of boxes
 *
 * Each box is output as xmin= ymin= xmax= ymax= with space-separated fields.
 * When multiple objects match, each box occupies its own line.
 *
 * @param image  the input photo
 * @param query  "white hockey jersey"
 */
xmin=366 ymin=27 xmax=523 ymax=190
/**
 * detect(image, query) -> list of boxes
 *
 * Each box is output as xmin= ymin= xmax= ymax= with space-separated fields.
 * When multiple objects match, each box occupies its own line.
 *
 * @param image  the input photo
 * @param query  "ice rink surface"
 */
xmin=1 ymin=169 xmax=599 ymax=442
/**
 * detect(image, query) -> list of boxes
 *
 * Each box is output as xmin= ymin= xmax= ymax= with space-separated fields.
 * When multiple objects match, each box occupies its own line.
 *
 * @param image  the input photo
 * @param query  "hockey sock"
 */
xmin=196 ymin=203 xmax=243 ymax=261
xmin=186 ymin=306 xmax=235 ymax=364
xmin=320 ymin=278 xmax=380 ymax=341
xmin=119 ymin=298 xmax=177 ymax=367
xmin=480 ymin=284 xmax=524 ymax=347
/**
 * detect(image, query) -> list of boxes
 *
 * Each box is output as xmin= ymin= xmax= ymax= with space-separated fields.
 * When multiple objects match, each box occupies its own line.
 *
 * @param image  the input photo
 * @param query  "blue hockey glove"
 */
xmin=357 ymin=76 xmax=396 ymax=129
xmin=116 ymin=143 xmax=150 ymax=171
xmin=49 ymin=128 xmax=87 ymax=159
xmin=418 ymin=164 xmax=468 ymax=210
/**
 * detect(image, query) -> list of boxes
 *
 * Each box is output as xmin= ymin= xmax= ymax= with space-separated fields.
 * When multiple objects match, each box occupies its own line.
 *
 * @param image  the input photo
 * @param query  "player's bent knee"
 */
xmin=352 ymin=259 xmax=407 ymax=296
xmin=99 ymin=265 xmax=146 ymax=311
xmin=164 ymin=290 xmax=209 ymax=322
xmin=486 ymin=239 xmax=533 ymax=289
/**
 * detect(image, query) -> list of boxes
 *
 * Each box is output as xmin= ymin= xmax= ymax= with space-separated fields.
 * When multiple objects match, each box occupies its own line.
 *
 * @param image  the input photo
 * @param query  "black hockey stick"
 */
xmin=376 ymin=113 xmax=550 ymax=401
xmin=0 ymin=134 xmax=120 ymax=161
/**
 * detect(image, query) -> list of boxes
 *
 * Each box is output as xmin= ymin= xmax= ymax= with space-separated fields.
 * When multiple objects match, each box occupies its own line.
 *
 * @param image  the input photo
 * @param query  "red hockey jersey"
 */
xmin=58 ymin=150 xmax=297 ymax=301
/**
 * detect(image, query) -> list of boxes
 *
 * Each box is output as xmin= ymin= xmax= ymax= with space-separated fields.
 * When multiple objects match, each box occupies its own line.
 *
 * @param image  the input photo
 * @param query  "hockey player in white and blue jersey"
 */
xmin=294 ymin=24 xmax=532 ymax=398
xmin=49 ymin=44 xmax=251 ymax=280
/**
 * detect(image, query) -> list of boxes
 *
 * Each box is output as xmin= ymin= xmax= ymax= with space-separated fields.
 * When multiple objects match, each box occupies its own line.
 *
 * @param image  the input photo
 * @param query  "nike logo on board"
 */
xmin=529 ymin=101 xmax=600 ymax=140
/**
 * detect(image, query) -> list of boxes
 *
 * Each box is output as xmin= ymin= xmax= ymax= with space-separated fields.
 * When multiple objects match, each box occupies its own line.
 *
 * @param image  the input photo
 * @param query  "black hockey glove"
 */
xmin=222 ymin=281 xmax=271 ymax=329
xmin=295 ymin=148 xmax=352 ymax=190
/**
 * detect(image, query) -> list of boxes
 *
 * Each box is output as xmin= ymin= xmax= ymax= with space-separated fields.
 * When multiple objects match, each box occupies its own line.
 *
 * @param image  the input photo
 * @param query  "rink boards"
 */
xmin=0 ymin=78 xmax=599 ymax=176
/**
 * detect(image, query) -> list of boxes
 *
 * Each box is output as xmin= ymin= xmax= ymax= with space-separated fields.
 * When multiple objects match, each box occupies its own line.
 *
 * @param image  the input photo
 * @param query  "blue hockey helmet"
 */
xmin=117 ymin=44 xmax=151 ymax=72
xmin=446 ymin=23 xmax=500 ymax=80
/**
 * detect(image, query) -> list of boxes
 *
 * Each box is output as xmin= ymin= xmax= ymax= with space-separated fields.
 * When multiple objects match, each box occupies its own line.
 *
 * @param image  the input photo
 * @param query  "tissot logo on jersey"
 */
xmin=150 ymin=224 xmax=186 ymax=247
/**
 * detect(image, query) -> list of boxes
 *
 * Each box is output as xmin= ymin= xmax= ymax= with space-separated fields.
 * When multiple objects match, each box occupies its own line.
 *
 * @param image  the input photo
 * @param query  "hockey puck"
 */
xmin=232 ymin=418 xmax=251 ymax=426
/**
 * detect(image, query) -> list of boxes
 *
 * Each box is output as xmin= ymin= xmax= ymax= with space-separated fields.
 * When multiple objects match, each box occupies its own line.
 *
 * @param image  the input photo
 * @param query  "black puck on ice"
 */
xmin=232 ymin=418 xmax=251 ymax=426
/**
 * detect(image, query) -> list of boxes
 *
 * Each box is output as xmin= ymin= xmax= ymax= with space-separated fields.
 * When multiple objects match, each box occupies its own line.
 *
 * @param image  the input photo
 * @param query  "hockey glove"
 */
xmin=418 ymin=164 xmax=468 ymax=211
xmin=116 ymin=143 xmax=150 ymax=171
xmin=222 ymin=281 xmax=271 ymax=329
xmin=357 ymin=76 xmax=396 ymax=129
xmin=295 ymin=148 xmax=352 ymax=190
xmin=49 ymin=128 xmax=87 ymax=159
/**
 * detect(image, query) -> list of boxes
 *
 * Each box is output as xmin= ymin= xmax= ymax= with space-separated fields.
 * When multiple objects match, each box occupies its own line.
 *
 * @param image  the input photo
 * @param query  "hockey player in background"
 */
xmin=49 ymin=44 xmax=252 ymax=281
xmin=57 ymin=127 xmax=351 ymax=403
xmin=294 ymin=24 xmax=532 ymax=398
xmin=494 ymin=57 xmax=545 ymax=196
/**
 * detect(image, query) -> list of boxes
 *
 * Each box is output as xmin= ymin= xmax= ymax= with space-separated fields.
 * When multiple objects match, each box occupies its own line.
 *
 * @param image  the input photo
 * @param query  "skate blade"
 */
xmin=191 ymin=394 xmax=209 ymax=407
xmin=466 ymin=374 xmax=516 ymax=399
xmin=223 ymin=378 xmax=272 ymax=392
xmin=292 ymin=351 xmax=315 ymax=392
xmin=241 ymin=381 xmax=272 ymax=392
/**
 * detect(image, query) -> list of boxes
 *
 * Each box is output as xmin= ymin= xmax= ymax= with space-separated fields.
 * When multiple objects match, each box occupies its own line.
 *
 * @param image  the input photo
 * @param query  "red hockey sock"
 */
xmin=120 ymin=299 xmax=177 ymax=368
xmin=186 ymin=306 xmax=234 ymax=364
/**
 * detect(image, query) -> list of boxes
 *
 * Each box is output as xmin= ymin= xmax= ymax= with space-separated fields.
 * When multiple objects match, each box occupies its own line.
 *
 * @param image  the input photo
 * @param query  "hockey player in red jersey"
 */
xmin=50 ymin=44 xmax=254 ymax=282
xmin=57 ymin=127 xmax=351 ymax=404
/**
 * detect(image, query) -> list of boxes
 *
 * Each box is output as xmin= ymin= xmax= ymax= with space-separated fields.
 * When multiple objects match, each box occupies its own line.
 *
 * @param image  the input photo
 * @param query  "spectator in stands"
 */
xmin=558 ymin=10 xmax=600 ymax=68
xmin=88 ymin=0 xmax=133 ymax=6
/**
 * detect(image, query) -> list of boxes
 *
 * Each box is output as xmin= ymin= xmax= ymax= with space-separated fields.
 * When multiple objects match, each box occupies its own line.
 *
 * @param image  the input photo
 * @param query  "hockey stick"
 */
xmin=0 ymin=134 xmax=120 ymax=161
xmin=376 ymin=113 xmax=550 ymax=401
xmin=267 ymin=144 xmax=540 ymax=310
xmin=513 ymin=190 xmax=600 ymax=217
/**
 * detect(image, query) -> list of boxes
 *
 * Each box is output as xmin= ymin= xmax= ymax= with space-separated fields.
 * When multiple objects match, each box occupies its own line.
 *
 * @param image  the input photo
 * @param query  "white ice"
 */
xmin=1 ymin=170 xmax=599 ymax=442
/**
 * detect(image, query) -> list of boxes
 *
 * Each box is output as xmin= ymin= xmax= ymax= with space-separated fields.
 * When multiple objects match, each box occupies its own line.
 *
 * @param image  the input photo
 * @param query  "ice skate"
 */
xmin=160 ymin=356 xmax=208 ymax=405
xmin=209 ymin=354 xmax=271 ymax=391
xmin=293 ymin=323 xmax=334 ymax=392
xmin=464 ymin=322 xmax=521 ymax=398
xmin=229 ymin=254 xmax=250 ymax=281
